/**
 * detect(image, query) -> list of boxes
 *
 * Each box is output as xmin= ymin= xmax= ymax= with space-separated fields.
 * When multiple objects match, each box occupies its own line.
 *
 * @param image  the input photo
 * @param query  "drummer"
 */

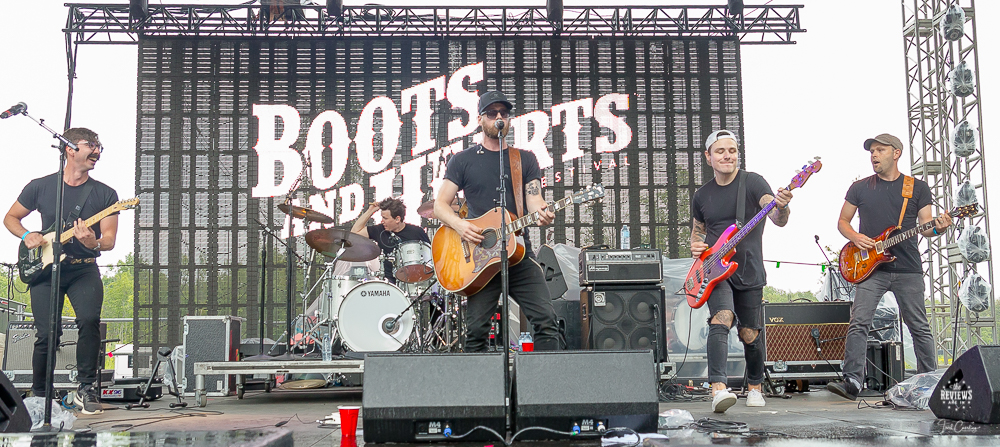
xmin=350 ymin=197 xmax=430 ymax=284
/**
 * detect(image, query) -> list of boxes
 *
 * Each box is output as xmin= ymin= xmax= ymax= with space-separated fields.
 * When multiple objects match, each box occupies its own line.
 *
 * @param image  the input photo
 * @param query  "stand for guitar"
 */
xmin=127 ymin=347 xmax=187 ymax=409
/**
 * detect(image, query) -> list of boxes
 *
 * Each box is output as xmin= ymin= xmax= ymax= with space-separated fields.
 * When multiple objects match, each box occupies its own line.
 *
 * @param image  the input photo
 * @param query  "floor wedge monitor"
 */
xmin=513 ymin=350 xmax=658 ymax=440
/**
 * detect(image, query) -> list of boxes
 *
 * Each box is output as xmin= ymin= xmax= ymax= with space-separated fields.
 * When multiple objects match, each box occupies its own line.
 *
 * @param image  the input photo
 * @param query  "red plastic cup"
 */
xmin=522 ymin=341 xmax=534 ymax=352
xmin=340 ymin=434 xmax=358 ymax=447
xmin=339 ymin=405 xmax=360 ymax=437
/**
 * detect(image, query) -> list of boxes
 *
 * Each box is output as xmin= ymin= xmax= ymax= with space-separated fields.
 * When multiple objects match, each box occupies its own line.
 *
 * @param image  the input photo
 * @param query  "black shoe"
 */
xmin=827 ymin=381 xmax=859 ymax=401
xmin=74 ymin=384 xmax=103 ymax=415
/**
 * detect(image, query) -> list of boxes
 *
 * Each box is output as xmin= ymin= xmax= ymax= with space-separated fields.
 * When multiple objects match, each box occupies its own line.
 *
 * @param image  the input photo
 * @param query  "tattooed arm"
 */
xmin=691 ymin=218 xmax=708 ymax=258
xmin=525 ymin=179 xmax=555 ymax=226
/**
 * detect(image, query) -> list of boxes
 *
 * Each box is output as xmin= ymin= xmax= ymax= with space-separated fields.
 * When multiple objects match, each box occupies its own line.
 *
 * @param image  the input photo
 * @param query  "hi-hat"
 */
xmin=416 ymin=198 xmax=463 ymax=219
xmin=305 ymin=228 xmax=380 ymax=262
xmin=278 ymin=203 xmax=334 ymax=224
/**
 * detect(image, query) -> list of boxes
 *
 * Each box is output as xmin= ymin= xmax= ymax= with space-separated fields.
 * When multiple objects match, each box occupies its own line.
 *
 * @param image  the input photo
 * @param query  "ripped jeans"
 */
xmin=705 ymin=280 xmax=765 ymax=386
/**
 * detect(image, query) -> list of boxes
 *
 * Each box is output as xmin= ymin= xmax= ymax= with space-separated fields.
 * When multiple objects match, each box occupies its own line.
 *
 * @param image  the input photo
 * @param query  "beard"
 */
xmin=482 ymin=123 xmax=506 ymax=140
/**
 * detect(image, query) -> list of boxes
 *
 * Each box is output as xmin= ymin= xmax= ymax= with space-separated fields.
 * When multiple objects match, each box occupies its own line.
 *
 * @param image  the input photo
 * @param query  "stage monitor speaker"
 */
xmin=764 ymin=302 xmax=850 ymax=362
xmin=0 ymin=370 xmax=30 ymax=433
xmin=929 ymin=345 xmax=1000 ymax=424
xmin=130 ymin=0 xmax=149 ymax=20
xmin=513 ymin=350 xmax=658 ymax=440
xmin=362 ymin=353 xmax=505 ymax=443
xmin=580 ymin=285 xmax=667 ymax=362
xmin=552 ymin=299 xmax=581 ymax=350
xmin=537 ymin=245 xmax=569 ymax=300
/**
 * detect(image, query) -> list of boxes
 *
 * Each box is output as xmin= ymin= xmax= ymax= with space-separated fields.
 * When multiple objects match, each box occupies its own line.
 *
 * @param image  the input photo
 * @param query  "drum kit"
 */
xmin=278 ymin=202 xmax=465 ymax=359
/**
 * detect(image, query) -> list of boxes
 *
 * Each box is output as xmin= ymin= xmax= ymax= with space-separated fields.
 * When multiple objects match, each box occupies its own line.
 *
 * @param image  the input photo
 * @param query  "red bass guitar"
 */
xmin=683 ymin=160 xmax=822 ymax=308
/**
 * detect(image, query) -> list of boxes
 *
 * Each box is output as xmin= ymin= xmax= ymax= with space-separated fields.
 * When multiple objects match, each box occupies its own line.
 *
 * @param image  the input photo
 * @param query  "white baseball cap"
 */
xmin=705 ymin=129 xmax=739 ymax=150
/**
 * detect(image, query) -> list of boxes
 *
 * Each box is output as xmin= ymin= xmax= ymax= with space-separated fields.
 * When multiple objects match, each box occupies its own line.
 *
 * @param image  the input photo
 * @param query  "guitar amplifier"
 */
xmin=764 ymin=302 xmax=850 ymax=363
xmin=3 ymin=321 xmax=109 ymax=390
xmin=579 ymin=249 xmax=662 ymax=285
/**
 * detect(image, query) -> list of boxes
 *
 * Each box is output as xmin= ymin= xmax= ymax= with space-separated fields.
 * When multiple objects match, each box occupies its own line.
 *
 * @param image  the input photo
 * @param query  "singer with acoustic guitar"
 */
xmin=689 ymin=129 xmax=793 ymax=413
xmin=432 ymin=90 xmax=563 ymax=353
xmin=3 ymin=127 xmax=119 ymax=415
xmin=827 ymin=133 xmax=952 ymax=401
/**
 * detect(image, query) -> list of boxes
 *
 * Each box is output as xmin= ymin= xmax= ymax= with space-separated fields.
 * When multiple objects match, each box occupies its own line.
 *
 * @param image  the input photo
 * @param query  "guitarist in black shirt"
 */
xmin=3 ymin=127 xmax=119 ymax=415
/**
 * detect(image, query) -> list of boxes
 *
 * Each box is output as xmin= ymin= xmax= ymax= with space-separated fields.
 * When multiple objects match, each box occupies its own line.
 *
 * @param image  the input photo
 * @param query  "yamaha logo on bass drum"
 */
xmin=360 ymin=287 xmax=394 ymax=298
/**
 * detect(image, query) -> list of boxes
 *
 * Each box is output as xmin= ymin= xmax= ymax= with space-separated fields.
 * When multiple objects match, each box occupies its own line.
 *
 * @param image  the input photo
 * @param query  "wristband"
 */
xmin=20 ymin=231 xmax=30 ymax=240
xmin=933 ymin=227 xmax=939 ymax=236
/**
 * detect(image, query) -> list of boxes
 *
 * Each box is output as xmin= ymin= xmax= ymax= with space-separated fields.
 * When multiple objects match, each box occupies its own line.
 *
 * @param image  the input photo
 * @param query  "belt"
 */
xmin=66 ymin=258 xmax=96 ymax=265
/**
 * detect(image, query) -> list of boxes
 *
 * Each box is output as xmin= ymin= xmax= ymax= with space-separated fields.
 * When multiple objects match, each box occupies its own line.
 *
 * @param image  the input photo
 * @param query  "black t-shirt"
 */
xmin=367 ymin=223 xmax=430 ymax=283
xmin=17 ymin=173 xmax=119 ymax=259
xmin=443 ymin=145 xmax=542 ymax=257
xmin=691 ymin=170 xmax=774 ymax=290
xmin=845 ymin=175 xmax=932 ymax=274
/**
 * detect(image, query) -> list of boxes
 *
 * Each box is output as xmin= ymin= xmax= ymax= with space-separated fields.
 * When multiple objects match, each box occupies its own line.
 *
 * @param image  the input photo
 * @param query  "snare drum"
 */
xmin=393 ymin=240 xmax=434 ymax=283
xmin=338 ymin=281 xmax=414 ymax=352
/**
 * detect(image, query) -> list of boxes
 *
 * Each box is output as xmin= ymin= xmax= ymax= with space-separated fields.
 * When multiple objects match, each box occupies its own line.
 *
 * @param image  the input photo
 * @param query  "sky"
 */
xmin=0 ymin=0 xmax=995 ymax=295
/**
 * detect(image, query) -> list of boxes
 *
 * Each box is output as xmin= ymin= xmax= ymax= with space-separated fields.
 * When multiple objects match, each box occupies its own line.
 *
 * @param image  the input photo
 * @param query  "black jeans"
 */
xmin=464 ymin=258 xmax=563 ymax=352
xmin=705 ymin=280 xmax=765 ymax=386
xmin=29 ymin=263 xmax=104 ymax=395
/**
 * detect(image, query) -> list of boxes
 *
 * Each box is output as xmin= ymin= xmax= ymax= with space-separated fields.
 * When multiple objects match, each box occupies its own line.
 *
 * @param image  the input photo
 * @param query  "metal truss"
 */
xmin=902 ymin=0 xmax=994 ymax=364
xmin=65 ymin=3 xmax=804 ymax=44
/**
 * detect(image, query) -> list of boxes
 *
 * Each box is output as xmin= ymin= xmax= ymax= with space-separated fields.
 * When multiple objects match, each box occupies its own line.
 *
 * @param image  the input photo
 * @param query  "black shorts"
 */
xmin=705 ymin=280 xmax=763 ymax=331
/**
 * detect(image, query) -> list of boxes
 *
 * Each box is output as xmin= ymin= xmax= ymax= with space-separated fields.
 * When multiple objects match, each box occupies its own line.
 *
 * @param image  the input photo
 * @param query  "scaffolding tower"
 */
xmin=901 ymin=0 xmax=993 ymax=365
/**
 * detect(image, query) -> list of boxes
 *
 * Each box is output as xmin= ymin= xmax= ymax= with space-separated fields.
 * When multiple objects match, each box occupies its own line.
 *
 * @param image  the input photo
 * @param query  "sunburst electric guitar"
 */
xmin=18 ymin=197 xmax=139 ymax=284
xmin=432 ymin=184 xmax=605 ymax=296
xmin=683 ymin=160 xmax=822 ymax=309
xmin=839 ymin=203 xmax=978 ymax=284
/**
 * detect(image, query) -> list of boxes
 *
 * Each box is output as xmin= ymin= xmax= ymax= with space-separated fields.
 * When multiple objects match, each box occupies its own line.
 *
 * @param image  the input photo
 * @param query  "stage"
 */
xmin=7 ymin=383 xmax=1000 ymax=446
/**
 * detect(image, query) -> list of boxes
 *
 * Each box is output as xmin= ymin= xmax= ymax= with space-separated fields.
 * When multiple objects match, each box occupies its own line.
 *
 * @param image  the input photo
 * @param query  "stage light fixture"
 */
xmin=130 ymin=0 xmax=149 ymax=21
xmin=547 ymin=0 xmax=564 ymax=27
xmin=728 ymin=0 xmax=745 ymax=17
xmin=952 ymin=120 xmax=978 ymax=158
xmin=948 ymin=61 xmax=975 ymax=98
xmin=959 ymin=225 xmax=990 ymax=264
xmin=959 ymin=270 xmax=991 ymax=313
xmin=941 ymin=4 xmax=965 ymax=41
xmin=327 ymin=0 xmax=343 ymax=19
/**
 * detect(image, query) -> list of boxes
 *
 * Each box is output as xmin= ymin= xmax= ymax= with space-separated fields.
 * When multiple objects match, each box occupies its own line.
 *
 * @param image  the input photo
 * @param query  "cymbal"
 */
xmin=305 ymin=228 xmax=381 ymax=262
xmin=416 ymin=198 xmax=462 ymax=219
xmin=278 ymin=203 xmax=334 ymax=224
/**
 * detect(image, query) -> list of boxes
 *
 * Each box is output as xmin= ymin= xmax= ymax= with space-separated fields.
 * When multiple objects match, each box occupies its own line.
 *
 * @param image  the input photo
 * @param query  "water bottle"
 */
xmin=321 ymin=333 xmax=332 ymax=361
xmin=520 ymin=331 xmax=534 ymax=352
xmin=620 ymin=224 xmax=631 ymax=250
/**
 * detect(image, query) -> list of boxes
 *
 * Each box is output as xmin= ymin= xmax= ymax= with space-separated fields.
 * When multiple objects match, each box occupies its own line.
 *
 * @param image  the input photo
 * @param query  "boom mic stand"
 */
xmin=13 ymin=106 xmax=79 ymax=431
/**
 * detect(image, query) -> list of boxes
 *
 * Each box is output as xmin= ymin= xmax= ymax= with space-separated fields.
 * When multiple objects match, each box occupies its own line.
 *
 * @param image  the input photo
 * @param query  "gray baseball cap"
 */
xmin=477 ymin=91 xmax=513 ymax=115
xmin=863 ymin=133 xmax=903 ymax=151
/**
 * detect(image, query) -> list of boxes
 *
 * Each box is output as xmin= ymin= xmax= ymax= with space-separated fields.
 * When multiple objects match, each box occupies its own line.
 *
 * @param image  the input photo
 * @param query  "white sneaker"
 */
xmin=745 ymin=389 xmax=766 ymax=407
xmin=712 ymin=389 xmax=737 ymax=413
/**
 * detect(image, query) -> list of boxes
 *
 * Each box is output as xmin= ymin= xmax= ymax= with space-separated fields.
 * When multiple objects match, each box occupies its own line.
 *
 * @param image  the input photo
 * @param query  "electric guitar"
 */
xmin=839 ymin=203 xmax=978 ymax=284
xmin=683 ymin=160 xmax=822 ymax=309
xmin=18 ymin=197 xmax=140 ymax=284
xmin=432 ymin=184 xmax=605 ymax=296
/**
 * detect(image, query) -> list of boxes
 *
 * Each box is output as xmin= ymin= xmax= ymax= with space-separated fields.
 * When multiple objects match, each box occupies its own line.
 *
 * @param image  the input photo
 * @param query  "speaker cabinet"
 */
xmin=580 ymin=285 xmax=666 ymax=362
xmin=3 ymin=321 xmax=108 ymax=390
xmin=513 ymin=350 xmax=658 ymax=440
xmin=552 ymin=299 xmax=581 ymax=350
xmin=0 ymin=371 xmax=29 ymax=433
xmin=537 ymin=245 xmax=569 ymax=300
xmin=362 ymin=353 xmax=505 ymax=442
xmin=930 ymin=345 xmax=1000 ymax=423
xmin=764 ymin=302 xmax=850 ymax=362
xmin=864 ymin=341 xmax=903 ymax=393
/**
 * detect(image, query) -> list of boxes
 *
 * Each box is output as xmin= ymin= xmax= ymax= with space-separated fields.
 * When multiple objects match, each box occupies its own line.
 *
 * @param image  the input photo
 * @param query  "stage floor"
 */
xmin=22 ymin=384 xmax=998 ymax=446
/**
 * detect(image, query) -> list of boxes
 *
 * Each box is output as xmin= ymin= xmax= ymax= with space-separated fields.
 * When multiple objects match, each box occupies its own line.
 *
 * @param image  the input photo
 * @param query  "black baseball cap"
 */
xmin=477 ymin=91 xmax=513 ymax=115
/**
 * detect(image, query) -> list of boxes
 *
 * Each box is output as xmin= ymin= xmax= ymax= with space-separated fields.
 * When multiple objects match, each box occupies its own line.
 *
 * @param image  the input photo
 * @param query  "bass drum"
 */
xmin=338 ymin=281 xmax=414 ymax=352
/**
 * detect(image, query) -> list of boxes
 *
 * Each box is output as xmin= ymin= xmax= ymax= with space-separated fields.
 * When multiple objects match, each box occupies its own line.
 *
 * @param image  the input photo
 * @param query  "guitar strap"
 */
xmin=896 ymin=175 xmax=914 ymax=230
xmin=735 ymin=170 xmax=747 ymax=229
xmin=509 ymin=147 xmax=524 ymax=218
xmin=65 ymin=181 xmax=95 ymax=229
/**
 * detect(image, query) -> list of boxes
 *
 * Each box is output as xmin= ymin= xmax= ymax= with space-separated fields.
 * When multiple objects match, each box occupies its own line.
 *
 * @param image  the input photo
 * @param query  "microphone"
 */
xmin=495 ymin=119 xmax=505 ymax=136
xmin=0 ymin=102 xmax=26 ymax=119
xmin=811 ymin=327 xmax=822 ymax=352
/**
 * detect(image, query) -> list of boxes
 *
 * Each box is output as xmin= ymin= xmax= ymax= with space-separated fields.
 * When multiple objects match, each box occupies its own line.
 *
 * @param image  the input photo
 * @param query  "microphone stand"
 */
xmin=17 ymin=108 xmax=78 ymax=431
xmin=494 ymin=118 xmax=512 ymax=431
